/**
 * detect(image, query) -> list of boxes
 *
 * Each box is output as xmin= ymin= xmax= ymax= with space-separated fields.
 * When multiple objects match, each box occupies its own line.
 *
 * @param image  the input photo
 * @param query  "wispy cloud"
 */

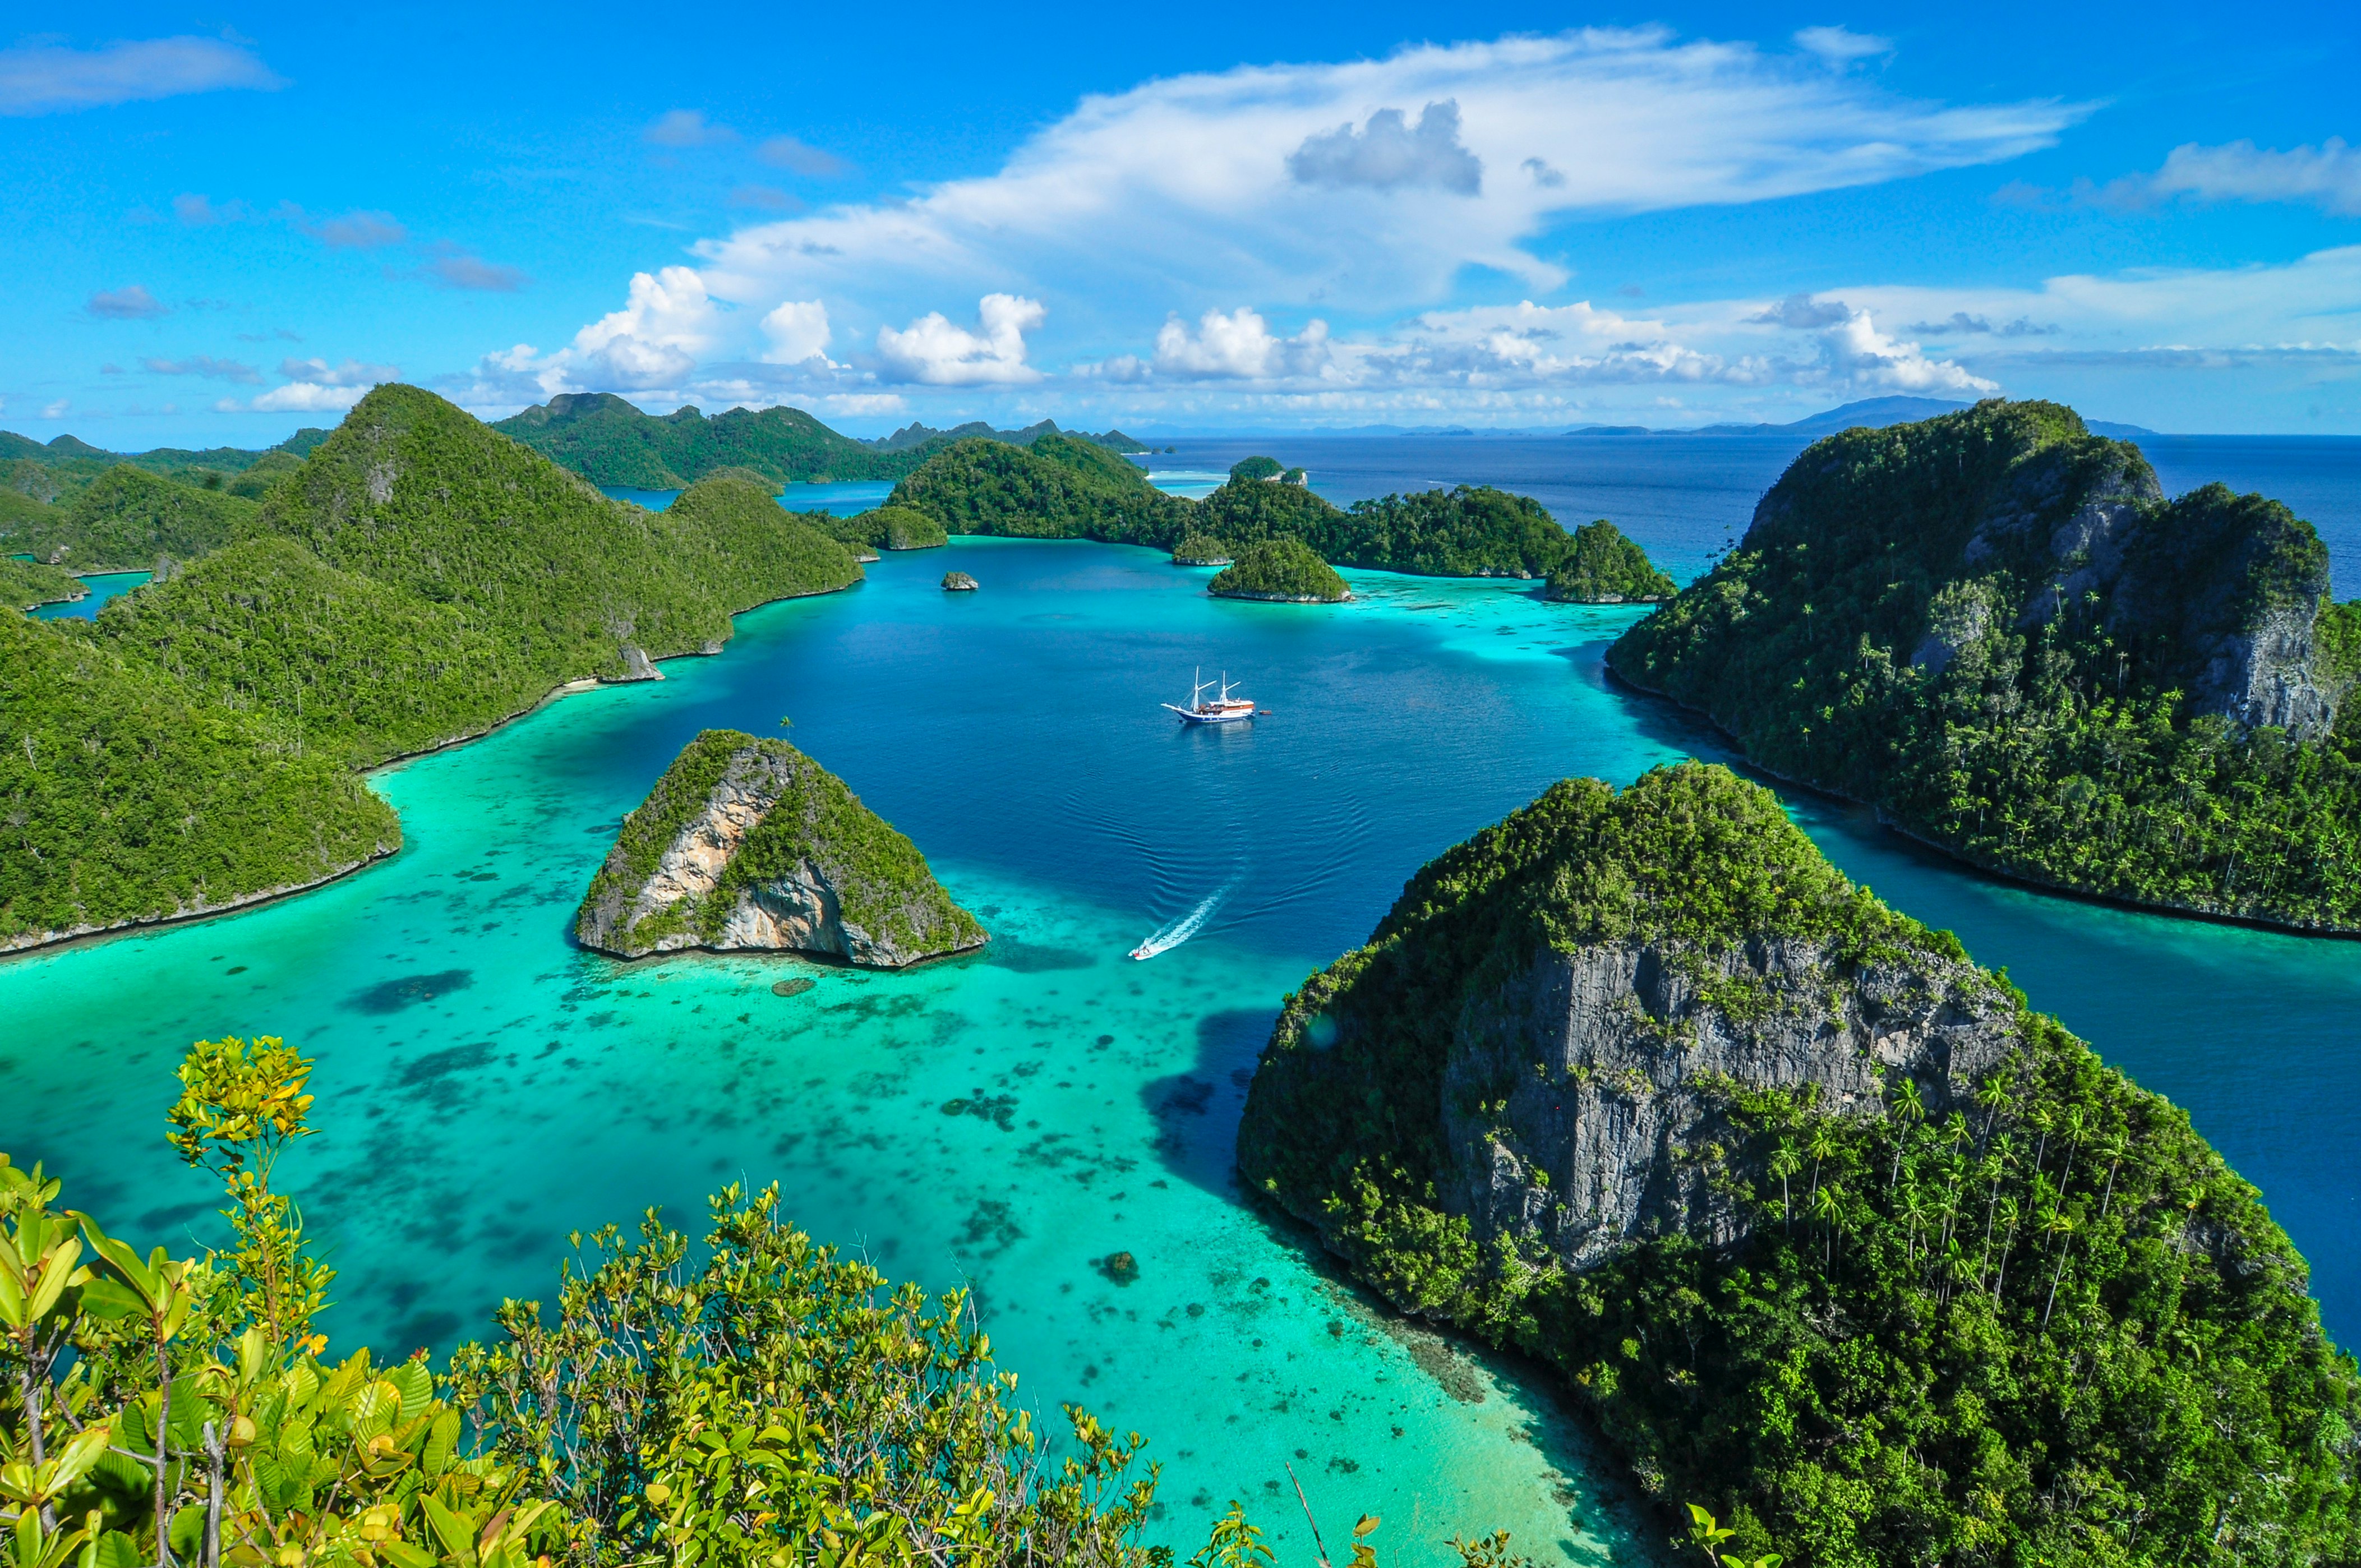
xmin=0 ymin=35 xmax=284 ymax=116
xmin=287 ymin=207 xmax=409 ymax=249
xmin=645 ymin=108 xmax=735 ymax=148
xmin=694 ymin=26 xmax=2089 ymax=340
xmin=423 ymin=248 xmax=528 ymax=292
xmin=756 ymin=136 xmax=850 ymax=177
xmin=87 ymin=285 xmax=168 ymax=320
xmin=144 ymin=355 xmax=261 ymax=383
xmin=2142 ymin=138 xmax=2361 ymax=216
xmin=279 ymin=357 xmax=399 ymax=386
xmin=173 ymin=192 xmax=252 ymax=225
xmin=1793 ymin=26 xmax=1893 ymax=66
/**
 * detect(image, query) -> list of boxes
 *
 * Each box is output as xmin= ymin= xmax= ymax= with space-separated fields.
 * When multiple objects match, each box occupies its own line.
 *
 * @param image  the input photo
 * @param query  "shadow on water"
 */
xmin=1237 ymin=1196 xmax=1678 ymax=1568
xmin=1140 ymin=1007 xmax=1279 ymax=1197
xmin=345 ymin=969 xmax=476 ymax=1014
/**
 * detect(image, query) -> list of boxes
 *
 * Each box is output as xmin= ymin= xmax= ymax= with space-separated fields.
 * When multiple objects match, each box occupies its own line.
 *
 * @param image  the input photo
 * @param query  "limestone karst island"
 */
xmin=8 ymin=12 xmax=2360 ymax=1568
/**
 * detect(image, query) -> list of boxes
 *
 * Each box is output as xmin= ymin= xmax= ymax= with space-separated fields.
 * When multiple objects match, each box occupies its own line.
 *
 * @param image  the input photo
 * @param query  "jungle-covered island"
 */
xmin=1238 ymin=760 xmax=2361 ymax=1565
xmin=1546 ymin=519 xmax=1677 ymax=603
xmin=0 ymin=555 xmax=82 ymax=610
xmin=1171 ymin=533 xmax=1235 ymax=565
xmin=1 ymin=386 xmax=863 ymax=953
xmin=1208 ymin=538 xmax=1350 ymax=602
xmin=1608 ymin=400 xmax=2361 ymax=933
xmin=576 ymin=728 xmax=986 ymax=966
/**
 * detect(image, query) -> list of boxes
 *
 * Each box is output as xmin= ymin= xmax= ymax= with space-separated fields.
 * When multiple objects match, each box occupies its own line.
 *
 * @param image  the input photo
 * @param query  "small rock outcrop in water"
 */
xmin=575 ymin=729 xmax=986 ymax=966
xmin=942 ymin=570 xmax=979 ymax=591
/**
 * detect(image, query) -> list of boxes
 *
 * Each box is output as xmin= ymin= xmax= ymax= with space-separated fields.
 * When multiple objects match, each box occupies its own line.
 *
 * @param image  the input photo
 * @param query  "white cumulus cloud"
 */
xmin=761 ymin=300 xmax=833 ymax=365
xmin=1100 ymin=308 xmax=1332 ymax=381
xmin=568 ymin=266 xmax=720 ymax=388
xmin=875 ymin=294 xmax=1045 ymax=385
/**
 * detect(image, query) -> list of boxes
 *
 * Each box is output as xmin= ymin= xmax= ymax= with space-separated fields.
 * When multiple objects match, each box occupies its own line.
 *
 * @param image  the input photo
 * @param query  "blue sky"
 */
xmin=6 ymin=0 xmax=2359 ymax=446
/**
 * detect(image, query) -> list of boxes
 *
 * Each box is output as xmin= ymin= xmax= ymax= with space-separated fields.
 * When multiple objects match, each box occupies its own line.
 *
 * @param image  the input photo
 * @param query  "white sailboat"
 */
xmin=1163 ymin=667 xmax=1257 ymax=724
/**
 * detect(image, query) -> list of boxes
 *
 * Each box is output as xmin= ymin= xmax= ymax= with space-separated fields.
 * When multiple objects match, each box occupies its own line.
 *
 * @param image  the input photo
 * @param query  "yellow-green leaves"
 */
xmin=166 ymin=1036 xmax=316 ymax=1172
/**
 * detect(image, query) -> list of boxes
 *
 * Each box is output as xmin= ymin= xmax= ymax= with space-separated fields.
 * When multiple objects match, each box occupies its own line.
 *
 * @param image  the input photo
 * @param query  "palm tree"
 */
xmin=1813 ymin=1183 xmax=1842 ymax=1267
xmin=1990 ymin=1195 xmax=2021 ymax=1298
xmin=1897 ymin=1188 xmax=1927 ymax=1265
xmin=2058 ymin=1106 xmax=2088 ymax=1190
xmin=2041 ymin=1211 xmax=2078 ymax=1331
xmin=2096 ymin=1135 xmax=2125 ymax=1222
xmin=1889 ymin=1077 xmax=1926 ymax=1191
xmin=1975 ymin=1074 xmax=2011 ymax=1149
xmin=1806 ymin=1124 xmax=1836 ymax=1205
xmin=1768 ymin=1141 xmax=1801 ymax=1234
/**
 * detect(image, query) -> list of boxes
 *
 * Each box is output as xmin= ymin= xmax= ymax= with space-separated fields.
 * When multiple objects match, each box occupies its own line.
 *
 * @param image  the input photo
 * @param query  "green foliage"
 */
xmin=1193 ymin=476 xmax=1341 ymax=552
xmin=1170 ymin=534 xmax=1233 ymax=565
xmin=9 ymin=467 xmax=258 ymax=571
xmin=656 ymin=476 xmax=864 ymax=604
xmin=1208 ymin=539 xmax=1349 ymax=602
xmin=449 ymin=1185 xmax=1160 ymax=1568
xmin=1608 ymin=399 xmax=2361 ymax=930
xmin=1228 ymin=457 xmax=1284 ymax=483
xmin=1547 ymin=520 xmax=1676 ymax=603
xmin=8 ymin=388 xmax=868 ymax=951
xmin=817 ymin=505 xmax=948 ymax=552
xmin=491 ymin=394 xmax=926 ymax=488
xmin=1319 ymin=488 xmax=1578 ymax=579
xmin=888 ymin=436 xmax=1191 ymax=547
xmin=0 ymin=557 xmax=81 ymax=610
xmin=1240 ymin=761 xmax=2361 ymax=1566
xmin=575 ymin=729 xmax=985 ymax=962
xmin=2 ymin=1039 xmax=562 ymax=1568
xmin=0 ymin=613 xmax=399 ymax=948
xmin=93 ymin=537 xmax=541 ymax=767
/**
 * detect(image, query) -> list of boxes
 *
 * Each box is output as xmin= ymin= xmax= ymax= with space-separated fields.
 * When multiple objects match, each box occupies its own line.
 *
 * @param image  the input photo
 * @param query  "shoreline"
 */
xmin=3 ymin=575 xmax=868 ymax=961
xmin=1602 ymin=660 xmax=2361 ymax=944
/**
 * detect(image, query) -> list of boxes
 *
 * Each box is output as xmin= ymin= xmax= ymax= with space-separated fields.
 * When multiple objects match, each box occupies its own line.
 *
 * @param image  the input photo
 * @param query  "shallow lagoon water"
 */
xmin=6 ymin=533 xmax=2360 ymax=1565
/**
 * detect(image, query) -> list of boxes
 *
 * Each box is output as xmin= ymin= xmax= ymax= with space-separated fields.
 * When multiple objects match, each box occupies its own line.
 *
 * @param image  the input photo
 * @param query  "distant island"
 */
xmin=870 ymin=418 xmax=1149 ymax=455
xmin=1609 ymin=398 xmax=2361 ymax=933
xmin=575 ymin=728 xmax=986 ymax=966
xmin=1239 ymin=760 xmax=2359 ymax=1565
xmin=1207 ymin=538 xmax=1349 ymax=602
xmin=1565 ymin=395 xmax=2163 ymax=442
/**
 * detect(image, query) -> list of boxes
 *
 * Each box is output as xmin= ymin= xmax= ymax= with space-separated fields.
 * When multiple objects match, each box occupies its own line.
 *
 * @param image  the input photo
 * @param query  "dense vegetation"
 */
xmin=819 ymin=504 xmax=949 ymax=551
xmin=6 ymin=465 xmax=260 ymax=570
xmin=1240 ymin=762 xmax=2361 ymax=1566
xmin=493 ymin=393 xmax=932 ymax=488
xmin=1608 ymin=399 xmax=2361 ymax=931
xmin=875 ymin=416 xmax=1150 ymax=454
xmin=1208 ymin=538 xmax=1349 ymax=601
xmin=888 ymin=434 xmax=1193 ymax=546
xmin=576 ymin=728 xmax=985 ymax=960
xmin=887 ymin=441 xmax=1634 ymax=586
xmin=0 ymin=612 xmax=399 ymax=946
xmin=1546 ymin=519 xmax=1677 ymax=602
xmin=1171 ymin=533 xmax=1234 ymax=564
xmin=0 ymin=556 xmax=81 ymax=609
xmin=4 ymin=387 xmax=865 ymax=950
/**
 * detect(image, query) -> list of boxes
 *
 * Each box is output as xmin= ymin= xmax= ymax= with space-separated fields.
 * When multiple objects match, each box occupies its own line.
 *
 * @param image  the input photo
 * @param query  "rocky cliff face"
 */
xmin=575 ymin=730 xmax=986 ymax=967
xmin=1433 ymin=933 xmax=2016 ymax=1270
xmin=1237 ymin=763 xmax=2020 ymax=1288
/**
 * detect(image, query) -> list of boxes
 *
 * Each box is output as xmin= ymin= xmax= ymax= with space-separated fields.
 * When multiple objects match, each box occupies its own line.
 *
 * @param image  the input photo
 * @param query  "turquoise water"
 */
xmin=602 ymin=481 xmax=893 ymax=515
xmin=1 ymin=543 xmax=1687 ymax=1568
xmin=7 ymin=535 xmax=2360 ymax=1565
xmin=27 ymin=570 xmax=151 ymax=620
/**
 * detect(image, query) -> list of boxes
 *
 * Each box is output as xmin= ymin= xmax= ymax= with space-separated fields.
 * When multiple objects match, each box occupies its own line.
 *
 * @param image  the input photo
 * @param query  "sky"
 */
xmin=5 ymin=0 xmax=2360 ymax=446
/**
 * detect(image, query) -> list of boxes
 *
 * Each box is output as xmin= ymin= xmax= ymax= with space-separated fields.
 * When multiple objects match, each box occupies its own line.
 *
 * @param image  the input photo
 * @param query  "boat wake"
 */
xmin=1129 ymin=881 xmax=1235 ymax=960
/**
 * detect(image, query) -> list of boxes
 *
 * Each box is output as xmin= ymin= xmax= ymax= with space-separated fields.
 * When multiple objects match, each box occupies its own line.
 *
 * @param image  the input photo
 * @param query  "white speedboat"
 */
xmin=1163 ymin=668 xmax=1257 ymax=724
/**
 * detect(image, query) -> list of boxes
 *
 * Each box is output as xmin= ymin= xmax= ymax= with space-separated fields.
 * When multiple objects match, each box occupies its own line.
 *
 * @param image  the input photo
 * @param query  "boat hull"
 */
xmin=1165 ymin=705 xmax=1254 ymax=724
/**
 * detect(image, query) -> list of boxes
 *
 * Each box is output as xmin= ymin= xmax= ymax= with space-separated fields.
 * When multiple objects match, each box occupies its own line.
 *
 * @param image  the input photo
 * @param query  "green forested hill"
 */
xmin=0 ymin=612 xmax=400 ymax=947
xmin=7 ymin=465 xmax=259 ymax=569
xmin=1546 ymin=519 xmax=1677 ymax=602
xmin=1207 ymin=538 xmax=1349 ymax=601
xmin=0 ymin=556 xmax=81 ymax=609
xmin=492 ymin=393 xmax=928 ymax=488
xmin=4 ymin=386 xmax=866 ymax=952
xmin=887 ymin=433 xmax=1192 ymax=545
xmin=1608 ymin=399 xmax=2361 ymax=931
xmin=1239 ymin=762 xmax=2361 ymax=1565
